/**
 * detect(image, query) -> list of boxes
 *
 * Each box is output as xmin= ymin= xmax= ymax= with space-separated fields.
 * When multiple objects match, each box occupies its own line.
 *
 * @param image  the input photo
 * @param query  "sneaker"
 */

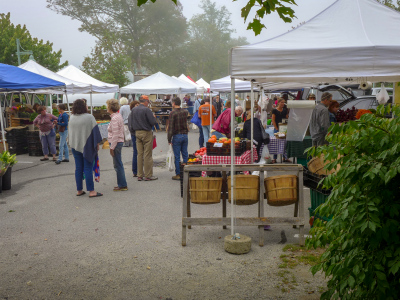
xmin=172 ymin=175 xmax=180 ymax=180
xmin=62 ymin=159 xmax=69 ymax=162
xmin=137 ymin=177 xmax=143 ymax=181
xmin=144 ymin=176 xmax=158 ymax=181
xmin=55 ymin=160 xmax=61 ymax=165
xmin=113 ymin=186 xmax=128 ymax=191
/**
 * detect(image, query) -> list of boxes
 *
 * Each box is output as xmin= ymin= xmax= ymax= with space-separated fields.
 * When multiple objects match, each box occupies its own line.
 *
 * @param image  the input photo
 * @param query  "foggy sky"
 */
xmin=2 ymin=0 xmax=335 ymax=72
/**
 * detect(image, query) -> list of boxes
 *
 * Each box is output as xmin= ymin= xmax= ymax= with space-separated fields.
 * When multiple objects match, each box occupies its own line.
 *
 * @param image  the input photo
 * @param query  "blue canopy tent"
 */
xmin=0 ymin=63 xmax=65 ymax=150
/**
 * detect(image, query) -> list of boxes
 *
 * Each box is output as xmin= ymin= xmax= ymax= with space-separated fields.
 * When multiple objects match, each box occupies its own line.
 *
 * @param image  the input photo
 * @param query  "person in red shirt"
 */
xmin=198 ymin=97 xmax=216 ymax=142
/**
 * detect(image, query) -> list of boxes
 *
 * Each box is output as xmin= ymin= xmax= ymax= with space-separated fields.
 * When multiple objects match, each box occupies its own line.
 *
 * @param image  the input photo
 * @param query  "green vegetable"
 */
xmin=29 ymin=112 xmax=38 ymax=122
xmin=0 ymin=151 xmax=18 ymax=167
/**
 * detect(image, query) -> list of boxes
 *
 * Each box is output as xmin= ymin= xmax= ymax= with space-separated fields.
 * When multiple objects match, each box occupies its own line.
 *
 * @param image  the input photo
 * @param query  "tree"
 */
xmin=379 ymin=0 xmax=400 ymax=11
xmin=139 ymin=0 xmax=297 ymax=36
xmin=184 ymin=0 xmax=248 ymax=81
xmin=47 ymin=0 xmax=188 ymax=73
xmin=81 ymin=36 xmax=130 ymax=87
xmin=0 ymin=12 xmax=68 ymax=71
xmin=307 ymin=105 xmax=400 ymax=299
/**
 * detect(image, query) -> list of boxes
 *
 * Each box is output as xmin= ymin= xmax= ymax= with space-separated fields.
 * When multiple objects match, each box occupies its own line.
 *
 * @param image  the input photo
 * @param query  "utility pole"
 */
xmin=16 ymin=39 xmax=34 ymax=65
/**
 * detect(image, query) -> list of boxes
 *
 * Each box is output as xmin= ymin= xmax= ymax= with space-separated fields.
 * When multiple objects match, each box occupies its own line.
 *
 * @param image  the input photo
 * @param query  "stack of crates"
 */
xmin=27 ymin=131 xmax=43 ymax=156
xmin=6 ymin=127 xmax=28 ymax=155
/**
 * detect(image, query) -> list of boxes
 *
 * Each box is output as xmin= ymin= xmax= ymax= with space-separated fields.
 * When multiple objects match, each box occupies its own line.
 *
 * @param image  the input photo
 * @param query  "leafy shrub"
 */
xmin=307 ymin=104 xmax=400 ymax=299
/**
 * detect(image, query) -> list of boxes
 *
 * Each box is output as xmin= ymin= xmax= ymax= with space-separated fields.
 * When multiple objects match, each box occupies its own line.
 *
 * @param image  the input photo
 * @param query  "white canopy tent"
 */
xmin=226 ymin=0 xmax=400 ymax=238
xmin=19 ymin=60 xmax=92 ymax=112
xmin=196 ymin=78 xmax=210 ymax=92
xmin=210 ymin=76 xmax=259 ymax=92
xmin=177 ymin=74 xmax=205 ymax=93
xmin=231 ymin=0 xmax=400 ymax=85
xmin=120 ymin=72 xmax=196 ymax=94
xmin=57 ymin=65 xmax=119 ymax=113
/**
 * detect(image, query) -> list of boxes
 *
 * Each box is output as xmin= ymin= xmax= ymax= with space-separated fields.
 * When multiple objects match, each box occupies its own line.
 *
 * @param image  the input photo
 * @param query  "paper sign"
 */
xmin=279 ymin=134 xmax=286 ymax=137
xmin=213 ymin=143 xmax=223 ymax=147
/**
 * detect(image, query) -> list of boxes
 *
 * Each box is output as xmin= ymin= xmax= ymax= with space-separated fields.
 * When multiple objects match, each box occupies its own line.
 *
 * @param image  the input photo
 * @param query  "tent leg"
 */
xmin=90 ymin=93 xmax=93 ymax=115
xmin=65 ymin=93 xmax=70 ymax=113
xmin=250 ymin=81 xmax=254 ymax=163
xmin=0 ymin=98 xmax=6 ymax=150
xmin=230 ymin=77 xmax=236 ymax=236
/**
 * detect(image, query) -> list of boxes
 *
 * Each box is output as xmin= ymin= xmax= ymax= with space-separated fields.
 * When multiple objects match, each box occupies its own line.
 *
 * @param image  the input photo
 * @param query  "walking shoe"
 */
xmin=144 ymin=176 xmax=158 ymax=181
xmin=113 ymin=186 xmax=128 ymax=191
xmin=137 ymin=177 xmax=143 ymax=181
xmin=133 ymin=174 xmax=137 ymax=177
xmin=55 ymin=160 xmax=61 ymax=165
xmin=62 ymin=159 xmax=69 ymax=162
xmin=172 ymin=175 xmax=180 ymax=180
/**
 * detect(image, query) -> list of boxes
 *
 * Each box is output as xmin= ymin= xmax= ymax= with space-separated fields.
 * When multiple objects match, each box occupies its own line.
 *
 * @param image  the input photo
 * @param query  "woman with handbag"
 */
xmin=55 ymin=104 xmax=69 ymax=165
xmin=242 ymin=110 xmax=269 ymax=163
xmin=33 ymin=106 xmax=58 ymax=161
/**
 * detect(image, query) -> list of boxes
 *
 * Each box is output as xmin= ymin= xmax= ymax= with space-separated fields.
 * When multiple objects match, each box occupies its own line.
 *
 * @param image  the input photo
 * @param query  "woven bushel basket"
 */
xmin=308 ymin=154 xmax=341 ymax=176
xmin=190 ymin=177 xmax=222 ymax=204
xmin=228 ymin=175 xmax=259 ymax=205
xmin=264 ymin=175 xmax=298 ymax=206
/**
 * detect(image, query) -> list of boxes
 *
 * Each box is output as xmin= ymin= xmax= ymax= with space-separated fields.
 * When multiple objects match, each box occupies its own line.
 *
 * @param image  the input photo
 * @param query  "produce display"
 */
xmin=335 ymin=107 xmax=357 ymax=123
xmin=355 ymin=109 xmax=373 ymax=119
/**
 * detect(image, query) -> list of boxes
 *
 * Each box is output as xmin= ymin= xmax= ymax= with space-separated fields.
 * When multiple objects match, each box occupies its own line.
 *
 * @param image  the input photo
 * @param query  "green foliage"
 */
xmin=378 ymin=0 xmax=400 ymax=11
xmin=306 ymin=105 xmax=400 ymax=299
xmin=0 ymin=151 xmax=18 ymax=167
xmin=29 ymin=112 xmax=38 ymax=122
xmin=184 ymin=0 xmax=248 ymax=81
xmin=0 ymin=12 xmax=68 ymax=70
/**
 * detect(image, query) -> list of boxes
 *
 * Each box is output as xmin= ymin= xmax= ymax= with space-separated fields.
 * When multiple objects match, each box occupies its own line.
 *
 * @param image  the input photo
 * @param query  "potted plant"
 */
xmin=0 ymin=151 xmax=18 ymax=190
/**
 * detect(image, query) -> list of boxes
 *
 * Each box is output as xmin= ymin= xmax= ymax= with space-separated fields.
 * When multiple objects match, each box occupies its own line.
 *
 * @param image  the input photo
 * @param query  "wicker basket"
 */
xmin=228 ymin=175 xmax=260 ymax=205
xmin=264 ymin=175 xmax=298 ymax=206
xmin=190 ymin=177 xmax=222 ymax=204
xmin=308 ymin=154 xmax=340 ymax=175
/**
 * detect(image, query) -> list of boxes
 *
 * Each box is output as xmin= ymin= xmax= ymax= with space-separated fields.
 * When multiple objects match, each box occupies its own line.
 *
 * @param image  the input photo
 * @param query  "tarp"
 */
xmin=210 ymin=76 xmax=259 ymax=92
xmin=0 ymin=63 xmax=65 ymax=91
xmin=19 ymin=60 xmax=91 ymax=94
xmin=231 ymin=0 xmax=400 ymax=85
xmin=120 ymin=72 xmax=196 ymax=94
xmin=57 ymin=65 xmax=119 ymax=93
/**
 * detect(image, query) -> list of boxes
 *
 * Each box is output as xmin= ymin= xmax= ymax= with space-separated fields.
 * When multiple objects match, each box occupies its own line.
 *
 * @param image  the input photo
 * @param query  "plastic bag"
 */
xmin=376 ymin=83 xmax=390 ymax=105
xmin=191 ymin=123 xmax=198 ymax=130
xmin=166 ymin=144 xmax=175 ymax=172
xmin=259 ymin=145 xmax=272 ymax=164
xmin=124 ymin=125 xmax=131 ymax=141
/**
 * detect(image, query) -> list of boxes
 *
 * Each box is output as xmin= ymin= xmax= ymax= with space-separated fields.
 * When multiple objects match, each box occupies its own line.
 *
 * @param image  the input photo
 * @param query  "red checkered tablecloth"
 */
xmin=201 ymin=147 xmax=258 ymax=177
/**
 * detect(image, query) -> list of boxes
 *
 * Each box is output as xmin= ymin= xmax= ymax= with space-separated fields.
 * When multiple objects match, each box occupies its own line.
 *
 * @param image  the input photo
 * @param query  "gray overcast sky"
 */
xmin=2 ymin=0 xmax=335 ymax=68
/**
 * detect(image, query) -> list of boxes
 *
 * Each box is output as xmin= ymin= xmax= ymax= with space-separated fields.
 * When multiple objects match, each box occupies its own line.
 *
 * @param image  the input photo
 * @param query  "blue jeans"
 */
xmin=72 ymin=148 xmax=94 ymax=191
xmin=58 ymin=130 xmax=69 ymax=161
xmin=172 ymin=134 xmax=188 ymax=176
xmin=198 ymin=124 xmax=204 ymax=148
xmin=40 ymin=129 xmax=56 ymax=156
xmin=202 ymin=125 xmax=211 ymax=143
xmin=113 ymin=142 xmax=127 ymax=188
xmin=131 ymin=135 xmax=138 ymax=175
xmin=212 ymin=131 xmax=226 ymax=139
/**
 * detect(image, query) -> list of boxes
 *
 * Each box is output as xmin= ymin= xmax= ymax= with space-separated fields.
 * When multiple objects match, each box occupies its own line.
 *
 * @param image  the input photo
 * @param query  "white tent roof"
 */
xmin=231 ymin=0 xmax=400 ymax=85
xmin=177 ymin=74 xmax=205 ymax=93
xmin=57 ymin=65 xmax=119 ymax=93
xmin=196 ymin=78 xmax=210 ymax=90
xmin=120 ymin=71 xmax=197 ymax=94
xmin=19 ymin=60 xmax=91 ymax=94
xmin=210 ymin=76 xmax=259 ymax=92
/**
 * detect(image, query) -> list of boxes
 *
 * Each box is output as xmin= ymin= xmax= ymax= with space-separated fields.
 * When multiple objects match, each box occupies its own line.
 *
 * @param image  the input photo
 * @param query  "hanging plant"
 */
xmin=0 ymin=151 xmax=18 ymax=168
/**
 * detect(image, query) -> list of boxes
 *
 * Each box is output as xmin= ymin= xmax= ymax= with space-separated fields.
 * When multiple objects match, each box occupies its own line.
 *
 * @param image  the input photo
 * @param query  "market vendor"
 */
xmin=211 ymin=101 xmax=243 ymax=139
xmin=271 ymin=98 xmax=291 ymax=163
xmin=310 ymin=92 xmax=332 ymax=146
xmin=33 ymin=106 xmax=58 ymax=161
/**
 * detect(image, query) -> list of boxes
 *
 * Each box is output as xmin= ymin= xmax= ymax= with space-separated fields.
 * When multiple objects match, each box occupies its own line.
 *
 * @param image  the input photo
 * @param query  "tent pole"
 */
xmin=250 ymin=81 xmax=254 ymax=163
xmin=0 ymin=97 xmax=6 ymax=151
xmin=230 ymin=77 xmax=236 ymax=236
xmin=90 ymin=92 xmax=93 ymax=115
xmin=65 ymin=93 xmax=70 ymax=113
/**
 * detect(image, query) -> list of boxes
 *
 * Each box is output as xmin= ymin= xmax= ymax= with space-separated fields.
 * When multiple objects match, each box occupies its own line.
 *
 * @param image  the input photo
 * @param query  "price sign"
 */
xmin=213 ymin=143 xmax=223 ymax=148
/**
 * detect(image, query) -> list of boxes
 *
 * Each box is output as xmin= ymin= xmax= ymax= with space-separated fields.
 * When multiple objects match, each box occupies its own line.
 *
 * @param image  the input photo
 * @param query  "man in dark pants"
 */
xmin=168 ymin=97 xmax=189 ymax=180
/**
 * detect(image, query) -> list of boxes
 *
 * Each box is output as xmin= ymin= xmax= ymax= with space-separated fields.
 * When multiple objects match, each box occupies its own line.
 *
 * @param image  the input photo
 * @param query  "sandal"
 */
xmin=271 ymin=159 xmax=277 ymax=164
xmin=89 ymin=192 xmax=103 ymax=198
xmin=52 ymin=157 xmax=57 ymax=161
xmin=283 ymin=159 xmax=292 ymax=163
xmin=76 ymin=191 xmax=86 ymax=196
xmin=40 ymin=157 xmax=49 ymax=161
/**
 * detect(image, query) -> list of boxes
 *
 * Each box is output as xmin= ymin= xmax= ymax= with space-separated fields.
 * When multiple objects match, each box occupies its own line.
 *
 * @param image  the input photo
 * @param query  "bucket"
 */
xmin=2 ymin=167 xmax=12 ymax=190
xmin=228 ymin=175 xmax=259 ymax=205
xmin=190 ymin=177 xmax=222 ymax=204
xmin=264 ymin=175 xmax=298 ymax=206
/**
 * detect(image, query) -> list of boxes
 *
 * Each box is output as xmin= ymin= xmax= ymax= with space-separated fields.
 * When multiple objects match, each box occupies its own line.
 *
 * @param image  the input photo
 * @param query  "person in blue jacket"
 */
xmin=55 ymin=104 xmax=69 ymax=164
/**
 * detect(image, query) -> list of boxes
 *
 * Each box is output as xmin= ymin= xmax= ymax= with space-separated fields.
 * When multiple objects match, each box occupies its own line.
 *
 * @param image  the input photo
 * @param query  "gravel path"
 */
xmin=0 ymin=130 xmax=327 ymax=299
